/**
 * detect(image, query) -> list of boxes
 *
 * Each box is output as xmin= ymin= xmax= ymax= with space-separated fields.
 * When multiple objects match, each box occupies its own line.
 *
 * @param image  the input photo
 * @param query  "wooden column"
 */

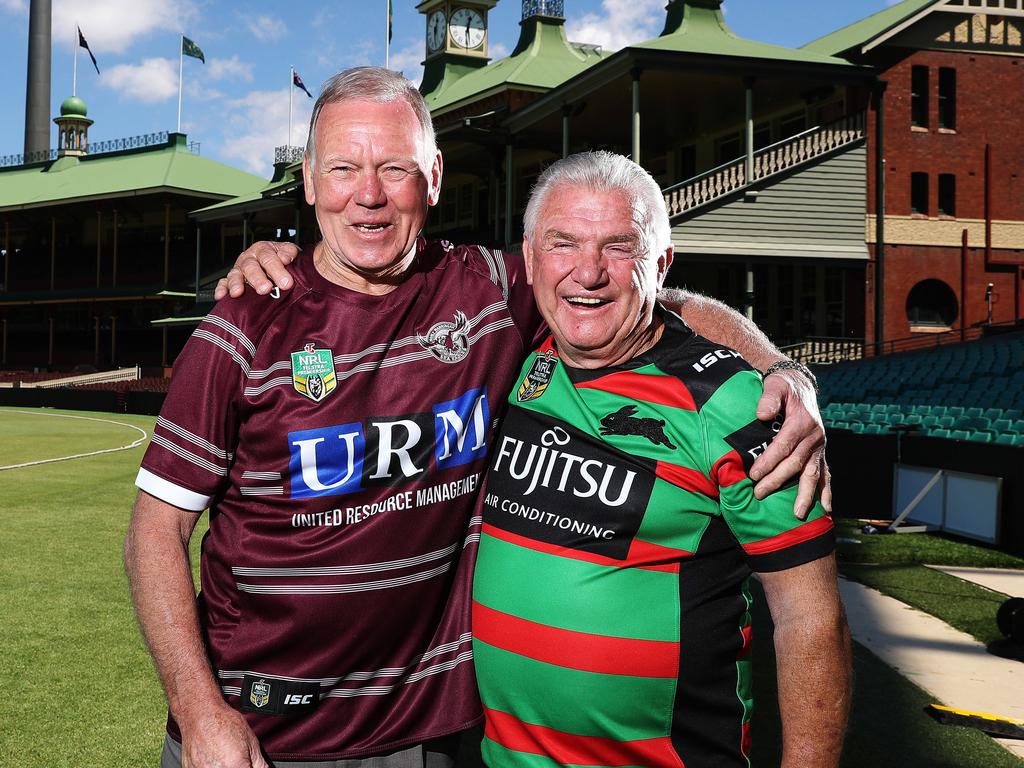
xmin=93 ymin=315 xmax=100 ymax=366
xmin=504 ymin=142 xmax=514 ymax=250
xmin=95 ymin=209 xmax=102 ymax=287
xmin=112 ymin=209 xmax=119 ymax=288
xmin=744 ymin=78 xmax=754 ymax=184
xmin=110 ymin=315 xmax=117 ymax=366
xmin=745 ymin=262 xmax=755 ymax=321
xmin=194 ymin=225 xmax=202 ymax=298
xmin=631 ymin=69 xmax=641 ymax=166
xmin=562 ymin=105 xmax=571 ymax=159
xmin=48 ymin=315 xmax=54 ymax=366
xmin=163 ymin=202 xmax=171 ymax=285
xmin=3 ymin=220 xmax=9 ymax=292
xmin=50 ymin=216 xmax=56 ymax=290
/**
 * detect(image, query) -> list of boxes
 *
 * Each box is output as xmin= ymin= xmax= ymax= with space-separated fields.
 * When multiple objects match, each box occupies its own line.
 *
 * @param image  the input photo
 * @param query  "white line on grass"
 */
xmin=0 ymin=409 xmax=149 ymax=471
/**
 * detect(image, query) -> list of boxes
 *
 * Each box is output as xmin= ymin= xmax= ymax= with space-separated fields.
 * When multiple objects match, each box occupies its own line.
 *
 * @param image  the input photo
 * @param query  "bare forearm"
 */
xmin=773 ymin=612 xmax=852 ymax=767
xmin=124 ymin=496 xmax=223 ymax=725
xmin=660 ymin=288 xmax=785 ymax=372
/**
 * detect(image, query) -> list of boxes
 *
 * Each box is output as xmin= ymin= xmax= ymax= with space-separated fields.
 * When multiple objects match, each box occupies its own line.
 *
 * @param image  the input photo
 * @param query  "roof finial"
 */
xmin=522 ymin=0 xmax=564 ymax=21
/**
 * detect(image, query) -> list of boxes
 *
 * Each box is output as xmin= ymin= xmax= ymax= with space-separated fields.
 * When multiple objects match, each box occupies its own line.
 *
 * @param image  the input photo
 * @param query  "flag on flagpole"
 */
xmin=293 ymin=71 xmax=313 ymax=98
xmin=388 ymin=0 xmax=393 ymax=43
xmin=182 ymin=35 xmax=205 ymax=63
xmin=78 ymin=27 xmax=100 ymax=74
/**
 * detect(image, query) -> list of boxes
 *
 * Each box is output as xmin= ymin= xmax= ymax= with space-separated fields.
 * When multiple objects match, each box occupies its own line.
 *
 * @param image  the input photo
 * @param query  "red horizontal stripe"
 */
xmin=742 ymin=515 xmax=835 ymax=556
xmin=473 ymin=602 xmax=678 ymax=678
xmin=655 ymin=460 xmax=719 ymax=499
xmin=711 ymin=450 xmax=748 ymax=488
xmin=482 ymin=523 xmax=688 ymax=572
xmin=575 ymin=370 xmax=696 ymax=411
xmin=484 ymin=707 xmax=683 ymax=768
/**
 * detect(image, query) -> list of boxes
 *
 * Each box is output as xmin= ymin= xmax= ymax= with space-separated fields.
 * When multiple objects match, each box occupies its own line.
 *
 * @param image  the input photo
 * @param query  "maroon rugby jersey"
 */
xmin=136 ymin=239 xmax=541 ymax=760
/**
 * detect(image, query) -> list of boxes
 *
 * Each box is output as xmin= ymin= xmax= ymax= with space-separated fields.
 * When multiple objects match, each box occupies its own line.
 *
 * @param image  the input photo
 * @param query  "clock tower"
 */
xmin=418 ymin=0 xmax=497 ymax=98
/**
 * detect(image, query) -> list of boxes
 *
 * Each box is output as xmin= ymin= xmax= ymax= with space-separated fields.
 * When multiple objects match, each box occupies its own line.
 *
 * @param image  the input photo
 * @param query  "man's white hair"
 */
xmin=523 ymin=151 xmax=671 ymax=255
xmin=304 ymin=66 xmax=438 ymax=171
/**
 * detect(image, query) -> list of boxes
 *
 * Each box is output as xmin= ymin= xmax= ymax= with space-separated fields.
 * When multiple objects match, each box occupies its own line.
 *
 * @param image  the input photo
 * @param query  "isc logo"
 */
xmin=691 ymin=348 xmax=742 ymax=373
xmin=288 ymin=387 xmax=490 ymax=499
xmin=285 ymin=694 xmax=314 ymax=705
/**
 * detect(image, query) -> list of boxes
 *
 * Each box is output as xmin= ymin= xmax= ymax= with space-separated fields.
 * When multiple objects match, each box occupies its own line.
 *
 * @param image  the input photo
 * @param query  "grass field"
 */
xmin=0 ymin=406 xmax=1020 ymax=767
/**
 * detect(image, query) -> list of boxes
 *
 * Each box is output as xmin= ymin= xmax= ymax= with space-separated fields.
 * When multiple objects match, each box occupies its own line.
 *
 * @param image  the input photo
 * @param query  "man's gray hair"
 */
xmin=524 ymin=151 xmax=671 ymax=255
xmin=305 ymin=66 xmax=438 ymax=169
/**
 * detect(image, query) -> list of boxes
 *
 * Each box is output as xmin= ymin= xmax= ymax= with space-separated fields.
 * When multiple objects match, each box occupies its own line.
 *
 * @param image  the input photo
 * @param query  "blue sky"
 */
xmin=0 ymin=0 xmax=896 ymax=178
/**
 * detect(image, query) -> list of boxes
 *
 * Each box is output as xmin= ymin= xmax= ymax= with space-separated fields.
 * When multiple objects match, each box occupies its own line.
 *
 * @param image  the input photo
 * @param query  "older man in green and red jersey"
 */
xmin=472 ymin=151 xmax=851 ymax=768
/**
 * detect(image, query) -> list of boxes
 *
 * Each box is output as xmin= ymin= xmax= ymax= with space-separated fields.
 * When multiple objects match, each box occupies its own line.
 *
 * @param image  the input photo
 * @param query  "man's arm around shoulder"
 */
xmin=759 ymin=554 xmax=851 ymax=768
xmin=124 ymin=492 xmax=268 ymax=768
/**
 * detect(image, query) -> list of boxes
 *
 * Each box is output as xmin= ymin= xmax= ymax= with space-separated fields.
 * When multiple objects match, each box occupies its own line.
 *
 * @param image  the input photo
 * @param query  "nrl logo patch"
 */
xmin=250 ymin=679 xmax=271 ymax=709
xmin=517 ymin=353 xmax=557 ymax=402
xmin=291 ymin=343 xmax=337 ymax=402
xmin=417 ymin=310 xmax=471 ymax=364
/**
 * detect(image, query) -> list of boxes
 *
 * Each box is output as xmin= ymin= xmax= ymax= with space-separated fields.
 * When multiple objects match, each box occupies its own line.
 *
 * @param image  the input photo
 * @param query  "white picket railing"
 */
xmin=663 ymin=111 xmax=866 ymax=218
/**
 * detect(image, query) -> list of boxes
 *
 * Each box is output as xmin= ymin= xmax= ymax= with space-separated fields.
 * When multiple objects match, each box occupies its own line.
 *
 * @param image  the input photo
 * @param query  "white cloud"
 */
xmin=52 ymin=0 xmax=199 ymax=54
xmin=217 ymin=89 xmax=313 ymax=176
xmin=207 ymin=56 xmax=253 ymax=82
xmin=0 ymin=0 xmax=27 ymax=14
xmin=388 ymin=40 xmax=425 ymax=85
xmin=565 ymin=0 xmax=664 ymax=51
xmin=101 ymin=57 xmax=178 ymax=102
xmin=247 ymin=13 xmax=286 ymax=42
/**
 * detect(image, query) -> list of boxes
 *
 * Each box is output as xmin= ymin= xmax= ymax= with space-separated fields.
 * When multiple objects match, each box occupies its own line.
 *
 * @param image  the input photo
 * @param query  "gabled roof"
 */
xmin=191 ymin=161 xmax=304 ymax=221
xmin=425 ymin=17 xmax=608 ymax=115
xmin=634 ymin=0 xmax=858 ymax=67
xmin=802 ymin=0 xmax=938 ymax=57
xmin=0 ymin=133 xmax=265 ymax=213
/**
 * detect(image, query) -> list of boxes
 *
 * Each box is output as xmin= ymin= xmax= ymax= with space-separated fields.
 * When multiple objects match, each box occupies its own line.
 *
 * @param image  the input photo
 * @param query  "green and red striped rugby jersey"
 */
xmin=472 ymin=309 xmax=834 ymax=768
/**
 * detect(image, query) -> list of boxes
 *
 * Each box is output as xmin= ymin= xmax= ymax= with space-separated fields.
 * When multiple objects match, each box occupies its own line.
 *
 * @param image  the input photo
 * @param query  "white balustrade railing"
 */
xmin=663 ymin=111 xmax=866 ymax=218
xmin=22 ymin=366 xmax=141 ymax=389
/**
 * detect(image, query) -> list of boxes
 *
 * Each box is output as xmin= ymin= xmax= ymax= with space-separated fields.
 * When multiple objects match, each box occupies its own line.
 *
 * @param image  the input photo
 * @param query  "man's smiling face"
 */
xmin=523 ymin=183 xmax=671 ymax=369
xmin=303 ymin=98 xmax=442 ymax=292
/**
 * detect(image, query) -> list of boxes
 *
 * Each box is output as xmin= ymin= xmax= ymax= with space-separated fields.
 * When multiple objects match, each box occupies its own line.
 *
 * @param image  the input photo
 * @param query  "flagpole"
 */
xmin=72 ymin=25 xmax=78 ymax=96
xmin=288 ymin=65 xmax=294 ymax=149
xmin=177 ymin=33 xmax=184 ymax=133
xmin=385 ymin=0 xmax=390 ymax=69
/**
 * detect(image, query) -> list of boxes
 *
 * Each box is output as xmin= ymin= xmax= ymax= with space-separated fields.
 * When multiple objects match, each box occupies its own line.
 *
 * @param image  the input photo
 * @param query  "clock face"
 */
xmin=449 ymin=7 xmax=485 ymax=50
xmin=427 ymin=10 xmax=446 ymax=52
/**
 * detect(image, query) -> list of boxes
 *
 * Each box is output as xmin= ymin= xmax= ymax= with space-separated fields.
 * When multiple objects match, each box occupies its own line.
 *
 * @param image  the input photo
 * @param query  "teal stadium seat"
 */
xmin=932 ymin=428 xmax=951 ymax=438
xmin=951 ymin=430 xmax=971 ymax=440
xmin=864 ymin=424 xmax=883 ymax=435
xmin=970 ymin=431 xmax=993 ymax=443
xmin=996 ymin=433 xmax=1016 ymax=445
xmin=965 ymin=407 xmax=984 ymax=419
xmin=948 ymin=406 xmax=965 ymax=418
xmin=984 ymin=408 xmax=1004 ymax=421
xmin=993 ymin=419 xmax=1012 ymax=433
xmin=938 ymin=416 xmax=956 ymax=429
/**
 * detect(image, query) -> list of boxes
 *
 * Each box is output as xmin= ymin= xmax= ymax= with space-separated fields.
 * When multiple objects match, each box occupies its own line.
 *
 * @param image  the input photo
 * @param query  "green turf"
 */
xmin=836 ymin=520 xmax=1024 ymax=646
xmin=0 ymin=407 xmax=149 ymax=467
xmin=0 ymin=408 xmax=205 ymax=768
xmin=749 ymin=581 xmax=1024 ymax=768
xmin=1 ymin=407 xmax=1021 ymax=767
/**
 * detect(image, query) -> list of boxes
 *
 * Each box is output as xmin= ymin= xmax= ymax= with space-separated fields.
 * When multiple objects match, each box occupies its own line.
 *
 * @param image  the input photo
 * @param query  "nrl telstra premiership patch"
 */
xmin=517 ymin=353 xmax=556 ymax=402
xmin=291 ymin=343 xmax=337 ymax=403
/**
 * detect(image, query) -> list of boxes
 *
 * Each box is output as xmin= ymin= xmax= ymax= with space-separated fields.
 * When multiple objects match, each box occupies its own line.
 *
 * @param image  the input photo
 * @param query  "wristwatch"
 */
xmin=764 ymin=359 xmax=818 ymax=393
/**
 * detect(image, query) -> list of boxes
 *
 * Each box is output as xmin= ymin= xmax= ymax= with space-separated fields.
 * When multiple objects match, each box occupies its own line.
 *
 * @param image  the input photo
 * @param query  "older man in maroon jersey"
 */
xmin=126 ymin=67 xmax=827 ymax=768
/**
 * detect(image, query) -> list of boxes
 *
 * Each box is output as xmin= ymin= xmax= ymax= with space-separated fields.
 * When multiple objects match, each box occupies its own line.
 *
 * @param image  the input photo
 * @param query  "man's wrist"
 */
xmin=764 ymin=359 xmax=818 ymax=393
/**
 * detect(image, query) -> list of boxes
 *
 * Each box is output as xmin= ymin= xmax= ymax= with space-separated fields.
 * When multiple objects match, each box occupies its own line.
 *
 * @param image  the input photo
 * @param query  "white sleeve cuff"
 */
xmin=135 ymin=467 xmax=212 ymax=512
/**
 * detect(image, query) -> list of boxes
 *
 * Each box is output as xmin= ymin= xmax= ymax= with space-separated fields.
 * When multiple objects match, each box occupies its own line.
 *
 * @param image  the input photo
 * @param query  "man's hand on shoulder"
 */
xmin=751 ymin=368 xmax=831 ymax=520
xmin=180 ymin=702 xmax=269 ymax=768
xmin=214 ymin=241 xmax=301 ymax=300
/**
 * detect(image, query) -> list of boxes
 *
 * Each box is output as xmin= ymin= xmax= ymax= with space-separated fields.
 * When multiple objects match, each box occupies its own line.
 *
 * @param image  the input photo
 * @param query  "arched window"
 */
xmin=906 ymin=279 xmax=958 ymax=327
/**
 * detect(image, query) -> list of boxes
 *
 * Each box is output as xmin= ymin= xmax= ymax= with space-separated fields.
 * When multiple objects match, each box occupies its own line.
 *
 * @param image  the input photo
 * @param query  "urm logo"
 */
xmin=288 ymin=387 xmax=490 ymax=499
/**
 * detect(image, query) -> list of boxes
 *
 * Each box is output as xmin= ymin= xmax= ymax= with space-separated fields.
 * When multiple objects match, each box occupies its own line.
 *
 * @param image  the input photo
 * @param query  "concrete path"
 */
xmin=928 ymin=565 xmax=1024 ymax=598
xmin=839 ymin=576 xmax=1024 ymax=761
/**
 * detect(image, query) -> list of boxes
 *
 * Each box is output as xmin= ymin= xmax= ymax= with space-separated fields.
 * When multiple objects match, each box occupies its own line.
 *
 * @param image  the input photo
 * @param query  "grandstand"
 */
xmin=817 ymin=330 xmax=1024 ymax=445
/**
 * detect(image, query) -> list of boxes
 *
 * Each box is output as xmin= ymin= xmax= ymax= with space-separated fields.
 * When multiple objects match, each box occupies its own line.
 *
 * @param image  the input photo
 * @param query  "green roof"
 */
xmin=633 ymin=0 xmax=858 ymax=67
xmin=425 ymin=18 xmax=608 ymax=114
xmin=802 ymin=0 xmax=938 ymax=57
xmin=191 ymin=162 xmax=303 ymax=220
xmin=0 ymin=133 xmax=265 ymax=213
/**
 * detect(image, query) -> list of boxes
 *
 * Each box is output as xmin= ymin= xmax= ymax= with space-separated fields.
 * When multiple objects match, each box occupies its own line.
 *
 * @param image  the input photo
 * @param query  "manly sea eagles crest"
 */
xmin=418 ymin=310 xmax=471 ymax=363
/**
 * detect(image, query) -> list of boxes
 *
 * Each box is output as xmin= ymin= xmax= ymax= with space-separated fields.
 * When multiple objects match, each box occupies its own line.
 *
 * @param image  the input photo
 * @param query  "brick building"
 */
xmin=807 ymin=0 xmax=1024 ymax=345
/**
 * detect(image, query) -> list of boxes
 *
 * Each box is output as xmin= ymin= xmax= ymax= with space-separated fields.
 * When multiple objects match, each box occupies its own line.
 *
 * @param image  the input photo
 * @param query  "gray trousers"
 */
xmin=161 ymin=732 xmax=462 ymax=768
